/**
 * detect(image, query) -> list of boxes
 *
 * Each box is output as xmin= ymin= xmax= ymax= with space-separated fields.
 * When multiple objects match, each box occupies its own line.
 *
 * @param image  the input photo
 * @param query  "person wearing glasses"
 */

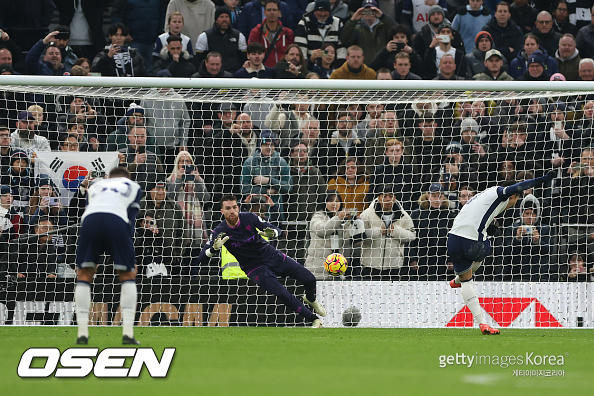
xmin=532 ymin=11 xmax=562 ymax=57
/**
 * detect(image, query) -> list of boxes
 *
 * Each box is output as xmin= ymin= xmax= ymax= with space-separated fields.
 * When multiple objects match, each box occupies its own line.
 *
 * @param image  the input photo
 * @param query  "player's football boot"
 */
xmin=311 ymin=319 xmax=323 ymax=328
xmin=122 ymin=335 xmax=141 ymax=345
xmin=303 ymin=295 xmax=327 ymax=317
xmin=76 ymin=336 xmax=88 ymax=345
xmin=480 ymin=324 xmax=500 ymax=335
xmin=449 ymin=279 xmax=461 ymax=289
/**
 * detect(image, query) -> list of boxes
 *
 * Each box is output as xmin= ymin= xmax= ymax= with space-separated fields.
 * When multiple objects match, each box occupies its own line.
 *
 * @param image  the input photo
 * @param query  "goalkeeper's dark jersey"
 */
xmin=196 ymin=212 xmax=282 ymax=272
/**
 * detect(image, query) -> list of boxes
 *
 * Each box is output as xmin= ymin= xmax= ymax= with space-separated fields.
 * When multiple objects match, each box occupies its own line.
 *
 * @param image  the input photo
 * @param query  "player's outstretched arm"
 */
xmin=501 ymin=170 xmax=556 ymax=198
xmin=195 ymin=231 xmax=229 ymax=264
xmin=246 ymin=212 xmax=282 ymax=238
xmin=258 ymin=227 xmax=278 ymax=239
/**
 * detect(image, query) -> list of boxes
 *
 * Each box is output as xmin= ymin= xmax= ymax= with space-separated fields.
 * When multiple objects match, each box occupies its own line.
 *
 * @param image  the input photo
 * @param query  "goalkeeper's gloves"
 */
xmin=212 ymin=233 xmax=229 ymax=251
xmin=258 ymin=227 xmax=278 ymax=239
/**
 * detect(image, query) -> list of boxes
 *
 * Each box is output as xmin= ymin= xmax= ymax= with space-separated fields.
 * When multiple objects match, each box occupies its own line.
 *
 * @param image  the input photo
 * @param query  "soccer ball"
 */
xmin=342 ymin=306 xmax=362 ymax=327
xmin=324 ymin=253 xmax=348 ymax=276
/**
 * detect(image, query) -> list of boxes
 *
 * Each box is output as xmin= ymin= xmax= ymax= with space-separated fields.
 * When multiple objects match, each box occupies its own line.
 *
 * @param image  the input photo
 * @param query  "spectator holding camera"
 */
xmin=25 ymin=31 xmax=69 ymax=75
xmin=307 ymin=43 xmax=337 ymax=79
xmin=48 ymin=25 xmax=79 ymax=71
xmin=166 ymin=151 xmax=211 ymax=243
xmin=91 ymin=23 xmax=148 ymax=77
xmin=504 ymin=196 xmax=552 ymax=281
xmin=360 ymin=186 xmax=415 ymax=280
xmin=12 ymin=217 xmax=60 ymax=279
xmin=565 ymin=251 xmax=590 ymax=281
xmin=369 ymin=25 xmax=424 ymax=77
xmin=305 ymin=192 xmax=361 ymax=279
xmin=408 ymin=183 xmax=455 ymax=280
xmin=141 ymin=180 xmax=185 ymax=273
xmin=339 ymin=0 xmax=395 ymax=66
xmin=118 ymin=126 xmax=165 ymax=191
xmin=1 ymin=151 xmax=34 ymax=228
xmin=135 ymin=212 xmax=170 ymax=279
xmin=27 ymin=175 xmax=68 ymax=231
xmin=57 ymin=96 xmax=106 ymax=147
xmin=241 ymin=130 xmax=292 ymax=221
xmin=424 ymin=22 xmax=467 ymax=79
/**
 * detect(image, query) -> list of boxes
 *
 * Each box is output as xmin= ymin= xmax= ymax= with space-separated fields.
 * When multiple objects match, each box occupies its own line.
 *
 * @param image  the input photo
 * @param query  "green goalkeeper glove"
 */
xmin=258 ymin=227 xmax=277 ymax=239
xmin=212 ymin=233 xmax=230 ymax=251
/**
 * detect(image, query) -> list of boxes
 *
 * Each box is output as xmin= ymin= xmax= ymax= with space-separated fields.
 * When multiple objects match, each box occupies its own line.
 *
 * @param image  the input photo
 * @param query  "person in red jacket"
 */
xmin=248 ymin=0 xmax=294 ymax=68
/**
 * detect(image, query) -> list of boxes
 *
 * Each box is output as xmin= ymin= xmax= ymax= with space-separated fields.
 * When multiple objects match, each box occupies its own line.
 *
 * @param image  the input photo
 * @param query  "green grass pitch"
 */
xmin=1 ymin=327 xmax=592 ymax=396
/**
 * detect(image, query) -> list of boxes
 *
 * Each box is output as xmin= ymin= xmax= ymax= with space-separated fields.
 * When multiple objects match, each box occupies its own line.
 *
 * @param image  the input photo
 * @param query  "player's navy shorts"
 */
xmin=76 ymin=213 xmax=135 ymax=272
xmin=243 ymin=249 xmax=315 ymax=286
xmin=447 ymin=233 xmax=492 ymax=275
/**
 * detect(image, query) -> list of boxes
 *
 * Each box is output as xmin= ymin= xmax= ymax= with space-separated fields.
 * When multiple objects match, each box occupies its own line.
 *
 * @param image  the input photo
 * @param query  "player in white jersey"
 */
xmin=447 ymin=170 xmax=555 ymax=335
xmin=75 ymin=167 xmax=142 ymax=345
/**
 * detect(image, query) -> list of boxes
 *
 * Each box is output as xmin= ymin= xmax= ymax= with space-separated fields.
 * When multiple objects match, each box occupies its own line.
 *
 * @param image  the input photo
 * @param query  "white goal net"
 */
xmin=1 ymin=77 xmax=593 ymax=328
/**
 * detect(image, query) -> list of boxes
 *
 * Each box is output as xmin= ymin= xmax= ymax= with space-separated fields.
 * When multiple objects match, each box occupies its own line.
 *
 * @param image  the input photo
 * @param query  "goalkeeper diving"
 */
xmin=195 ymin=194 xmax=326 ymax=327
xmin=447 ymin=170 xmax=556 ymax=335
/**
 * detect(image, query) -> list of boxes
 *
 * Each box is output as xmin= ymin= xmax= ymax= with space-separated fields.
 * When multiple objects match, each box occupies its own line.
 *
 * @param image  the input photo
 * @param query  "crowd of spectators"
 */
xmin=1 ymin=0 xmax=594 ymax=284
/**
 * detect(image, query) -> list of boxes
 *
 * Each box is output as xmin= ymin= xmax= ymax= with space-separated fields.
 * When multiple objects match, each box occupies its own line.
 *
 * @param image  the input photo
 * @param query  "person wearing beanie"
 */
xmin=423 ymin=22 xmax=467 ymax=79
xmin=195 ymin=6 xmax=247 ymax=74
xmin=452 ymin=0 xmax=492 ymax=54
xmin=517 ymin=48 xmax=552 ymax=80
xmin=509 ymin=34 xmax=559 ymax=79
xmin=466 ymin=30 xmax=509 ymax=77
xmin=305 ymin=0 xmax=350 ymax=21
xmin=294 ymin=0 xmax=346 ymax=67
xmin=402 ymin=0 xmax=449 ymax=34
xmin=411 ymin=4 xmax=466 ymax=60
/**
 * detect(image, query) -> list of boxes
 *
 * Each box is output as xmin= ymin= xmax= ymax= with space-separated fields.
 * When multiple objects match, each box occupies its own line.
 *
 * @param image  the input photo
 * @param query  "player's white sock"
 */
xmin=120 ymin=280 xmax=137 ymax=338
xmin=454 ymin=275 xmax=460 ymax=284
xmin=461 ymin=279 xmax=485 ymax=325
xmin=75 ymin=281 xmax=91 ymax=338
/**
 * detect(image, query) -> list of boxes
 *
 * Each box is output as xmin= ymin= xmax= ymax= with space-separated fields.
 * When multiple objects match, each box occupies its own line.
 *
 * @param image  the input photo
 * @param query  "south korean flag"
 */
xmin=34 ymin=152 xmax=119 ymax=205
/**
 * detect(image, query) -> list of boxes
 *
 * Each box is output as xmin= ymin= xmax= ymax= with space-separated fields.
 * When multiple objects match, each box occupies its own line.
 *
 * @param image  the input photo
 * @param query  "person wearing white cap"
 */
xmin=10 ymin=111 xmax=51 ymax=156
xmin=472 ymin=48 xmax=515 ymax=80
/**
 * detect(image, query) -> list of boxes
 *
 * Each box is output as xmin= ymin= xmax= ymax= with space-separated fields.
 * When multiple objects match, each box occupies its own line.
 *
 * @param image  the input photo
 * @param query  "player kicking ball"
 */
xmin=196 ymin=195 xmax=325 ymax=327
xmin=447 ymin=170 xmax=556 ymax=335
xmin=75 ymin=167 xmax=142 ymax=345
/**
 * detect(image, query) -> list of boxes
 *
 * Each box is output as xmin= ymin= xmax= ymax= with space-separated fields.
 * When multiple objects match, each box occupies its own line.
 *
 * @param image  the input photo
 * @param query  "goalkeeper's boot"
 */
xmin=122 ymin=335 xmax=141 ymax=345
xmin=76 ymin=336 xmax=88 ymax=345
xmin=303 ymin=295 xmax=327 ymax=317
xmin=311 ymin=319 xmax=323 ymax=328
xmin=480 ymin=324 xmax=500 ymax=335
xmin=449 ymin=278 xmax=461 ymax=289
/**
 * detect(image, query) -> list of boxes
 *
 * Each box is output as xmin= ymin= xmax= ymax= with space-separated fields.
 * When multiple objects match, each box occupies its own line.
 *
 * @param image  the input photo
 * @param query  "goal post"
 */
xmin=0 ymin=76 xmax=593 ymax=328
